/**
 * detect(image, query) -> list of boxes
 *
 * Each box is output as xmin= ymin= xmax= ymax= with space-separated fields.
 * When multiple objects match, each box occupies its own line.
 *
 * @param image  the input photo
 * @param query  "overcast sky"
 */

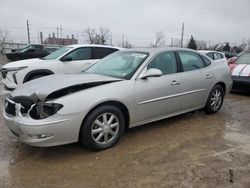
xmin=0 ymin=0 xmax=249 ymax=46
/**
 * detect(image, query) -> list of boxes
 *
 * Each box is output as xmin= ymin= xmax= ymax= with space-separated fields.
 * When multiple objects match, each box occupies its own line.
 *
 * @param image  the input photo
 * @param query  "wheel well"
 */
xmin=216 ymin=82 xmax=226 ymax=93
xmin=23 ymin=69 xmax=54 ymax=83
xmin=80 ymin=101 xmax=130 ymax=134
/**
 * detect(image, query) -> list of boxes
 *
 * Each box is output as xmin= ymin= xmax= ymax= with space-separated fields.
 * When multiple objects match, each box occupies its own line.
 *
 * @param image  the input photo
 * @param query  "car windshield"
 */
xmin=20 ymin=48 xmax=29 ymax=53
xmin=236 ymin=53 xmax=250 ymax=65
xmin=85 ymin=51 xmax=149 ymax=79
xmin=42 ymin=47 xmax=72 ymax=60
xmin=20 ymin=45 xmax=37 ymax=52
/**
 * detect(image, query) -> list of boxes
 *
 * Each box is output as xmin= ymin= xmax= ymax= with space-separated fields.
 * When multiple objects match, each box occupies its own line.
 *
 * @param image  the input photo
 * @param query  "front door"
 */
xmin=59 ymin=47 xmax=97 ymax=73
xmin=134 ymin=51 xmax=182 ymax=124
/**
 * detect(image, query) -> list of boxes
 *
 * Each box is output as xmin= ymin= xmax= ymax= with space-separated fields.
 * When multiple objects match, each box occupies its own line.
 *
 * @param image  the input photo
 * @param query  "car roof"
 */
xmin=128 ymin=47 xmax=197 ymax=54
xmin=67 ymin=44 xmax=124 ymax=50
xmin=198 ymin=50 xmax=224 ymax=54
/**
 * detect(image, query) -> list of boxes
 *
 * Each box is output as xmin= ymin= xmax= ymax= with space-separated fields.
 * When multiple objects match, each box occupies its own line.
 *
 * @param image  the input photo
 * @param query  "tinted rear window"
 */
xmin=92 ymin=47 xmax=118 ymax=59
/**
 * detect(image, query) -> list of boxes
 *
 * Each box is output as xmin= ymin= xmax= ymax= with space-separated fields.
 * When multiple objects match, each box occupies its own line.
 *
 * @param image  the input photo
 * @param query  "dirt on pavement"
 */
xmin=0 ymin=54 xmax=250 ymax=188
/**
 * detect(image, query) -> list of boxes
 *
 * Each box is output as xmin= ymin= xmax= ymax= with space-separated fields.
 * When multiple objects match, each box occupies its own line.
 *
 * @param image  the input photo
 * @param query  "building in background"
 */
xmin=43 ymin=33 xmax=78 ymax=45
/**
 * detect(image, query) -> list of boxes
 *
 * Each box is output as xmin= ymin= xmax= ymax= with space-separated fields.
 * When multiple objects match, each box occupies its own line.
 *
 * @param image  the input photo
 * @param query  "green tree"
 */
xmin=223 ymin=42 xmax=231 ymax=52
xmin=187 ymin=35 xmax=197 ymax=50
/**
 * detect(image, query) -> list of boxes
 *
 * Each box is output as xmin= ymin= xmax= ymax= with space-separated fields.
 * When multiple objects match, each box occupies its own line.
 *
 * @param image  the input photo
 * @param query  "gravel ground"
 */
xmin=0 ymin=54 xmax=250 ymax=188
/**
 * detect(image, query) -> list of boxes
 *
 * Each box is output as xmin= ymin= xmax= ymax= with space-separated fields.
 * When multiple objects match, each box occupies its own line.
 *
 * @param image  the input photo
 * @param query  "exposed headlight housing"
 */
xmin=2 ymin=66 xmax=28 ymax=72
xmin=29 ymin=103 xmax=63 ymax=120
xmin=0 ymin=66 xmax=28 ymax=79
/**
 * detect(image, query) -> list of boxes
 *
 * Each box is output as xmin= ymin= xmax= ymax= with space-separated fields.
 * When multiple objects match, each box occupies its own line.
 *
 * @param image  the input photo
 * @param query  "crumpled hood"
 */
xmin=232 ymin=64 xmax=250 ymax=76
xmin=11 ymin=73 xmax=123 ymax=101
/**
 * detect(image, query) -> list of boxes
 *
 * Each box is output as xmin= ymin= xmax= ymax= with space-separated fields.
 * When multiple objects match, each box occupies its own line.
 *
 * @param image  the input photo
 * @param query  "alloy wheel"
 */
xmin=91 ymin=113 xmax=119 ymax=145
xmin=210 ymin=89 xmax=222 ymax=111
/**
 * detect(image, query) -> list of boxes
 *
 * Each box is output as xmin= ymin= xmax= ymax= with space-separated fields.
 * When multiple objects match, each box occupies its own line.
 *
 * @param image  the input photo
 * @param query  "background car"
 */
xmin=10 ymin=44 xmax=44 ymax=53
xmin=227 ymin=51 xmax=245 ymax=65
xmin=223 ymin=51 xmax=238 ymax=59
xmin=199 ymin=50 xmax=227 ymax=63
xmin=0 ymin=44 xmax=122 ymax=90
xmin=6 ymin=45 xmax=58 ymax=61
xmin=230 ymin=51 xmax=250 ymax=90
xmin=4 ymin=48 xmax=232 ymax=151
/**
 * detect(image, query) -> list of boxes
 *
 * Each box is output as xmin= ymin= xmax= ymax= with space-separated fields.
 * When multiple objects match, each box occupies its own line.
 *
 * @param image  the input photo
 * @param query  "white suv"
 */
xmin=1 ymin=44 xmax=122 ymax=90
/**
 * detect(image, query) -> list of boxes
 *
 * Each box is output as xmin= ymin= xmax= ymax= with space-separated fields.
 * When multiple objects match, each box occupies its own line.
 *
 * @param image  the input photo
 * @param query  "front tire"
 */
xmin=80 ymin=105 xmax=125 ymax=151
xmin=205 ymin=85 xmax=224 ymax=114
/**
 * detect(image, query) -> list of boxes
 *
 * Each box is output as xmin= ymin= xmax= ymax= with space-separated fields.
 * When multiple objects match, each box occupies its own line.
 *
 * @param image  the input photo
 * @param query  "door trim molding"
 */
xmin=138 ymin=89 xmax=206 ymax=105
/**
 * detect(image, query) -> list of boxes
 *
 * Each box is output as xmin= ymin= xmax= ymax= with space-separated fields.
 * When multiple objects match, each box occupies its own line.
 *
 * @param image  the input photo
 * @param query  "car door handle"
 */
xmin=206 ymin=74 xmax=213 ymax=79
xmin=171 ymin=80 xmax=180 ymax=86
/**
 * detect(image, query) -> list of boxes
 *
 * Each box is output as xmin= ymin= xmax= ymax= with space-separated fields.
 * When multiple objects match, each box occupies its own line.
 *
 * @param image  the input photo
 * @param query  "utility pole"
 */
xmin=26 ymin=20 xmax=30 ymax=44
xmin=171 ymin=37 xmax=173 ymax=47
xmin=110 ymin=33 xmax=113 ymax=46
xmin=56 ymin=27 xmax=59 ymax=38
xmin=60 ymin=25 xmax=62 ymax=38
xmin=40 ymin=32 xmax=43 ymax=44
xmin=37 ymin=30 xmax=40 ymax=44
xmin=180 ymin=23 xmax=184 ymax=48
xmin=122 ymin=34 xmax=124 ymax=48
xmin=60 ymin=25 xmax=62 ymax=45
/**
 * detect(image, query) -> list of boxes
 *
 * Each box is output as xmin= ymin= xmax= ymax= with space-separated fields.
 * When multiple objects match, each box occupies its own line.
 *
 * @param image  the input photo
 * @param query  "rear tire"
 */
xmin=205 ymin=85 xmax=224 ymax=114
xmin=80 ymin=105 xmax=125 ymax=151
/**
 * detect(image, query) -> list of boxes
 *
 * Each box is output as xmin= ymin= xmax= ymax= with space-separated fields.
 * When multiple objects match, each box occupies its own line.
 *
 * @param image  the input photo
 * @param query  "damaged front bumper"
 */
xmin=3 ymin=104 xmax=83 ymax=147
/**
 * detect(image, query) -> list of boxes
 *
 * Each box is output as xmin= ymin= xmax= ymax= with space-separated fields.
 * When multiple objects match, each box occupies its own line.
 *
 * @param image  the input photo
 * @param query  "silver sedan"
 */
xmin=4 ymin=48 xmax=232 ymax=151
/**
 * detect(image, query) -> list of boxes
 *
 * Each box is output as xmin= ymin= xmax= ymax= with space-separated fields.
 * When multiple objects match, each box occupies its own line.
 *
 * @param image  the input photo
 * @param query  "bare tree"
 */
xmin=84 ymin=28 xmax=96 ymax=44
xmin=0 ymin=29 xmax=9 ymax=53
xmin=152 ymin=31 xmax=165 ymax=47
xmin=95 ymin=27 xmax=111 ymax=45
xmin=246 ymin=39 xmax=250 ymax=50
xmin=196 ymin=40 xmax=208 ymax=50
xmin=123 ymin=40 xmax=132 ymax=48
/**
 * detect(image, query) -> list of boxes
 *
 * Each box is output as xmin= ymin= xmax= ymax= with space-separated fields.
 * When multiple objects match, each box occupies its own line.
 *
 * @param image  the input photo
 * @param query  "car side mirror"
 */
xmin=61 ymin=56 xmax=72 ymax=62
xmin=139 ymin=68 xmax=162 ymax=79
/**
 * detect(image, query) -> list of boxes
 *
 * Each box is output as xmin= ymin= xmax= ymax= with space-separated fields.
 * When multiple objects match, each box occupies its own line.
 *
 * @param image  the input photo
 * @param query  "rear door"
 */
xmin=134 ymin=51 xmax=182 ymax=123
xmin=176 ymin=51 xmax=214 ymax=110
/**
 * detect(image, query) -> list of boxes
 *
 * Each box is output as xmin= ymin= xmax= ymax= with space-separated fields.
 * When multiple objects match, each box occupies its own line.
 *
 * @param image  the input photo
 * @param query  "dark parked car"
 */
xmin=10 ymin=44 xmax=44 ymax=52
xmin=6 ymin=45 xmax=58 ymax=61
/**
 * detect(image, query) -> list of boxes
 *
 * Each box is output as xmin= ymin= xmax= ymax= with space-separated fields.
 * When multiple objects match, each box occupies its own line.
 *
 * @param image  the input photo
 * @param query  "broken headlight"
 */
xmin=29 ymin=103 xmax=63 ymax=120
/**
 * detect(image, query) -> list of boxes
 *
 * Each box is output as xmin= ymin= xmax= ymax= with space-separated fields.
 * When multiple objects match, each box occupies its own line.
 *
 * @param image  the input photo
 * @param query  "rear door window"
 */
xmin=201 ymin=55 xmax=211 ymax=67
xmin=214 ymin=52 xmax=224 ymax=60
xmin=178 ymin=51 xmax=205 ymax=72
xmin=92 ymin=47 xmax=118 ymax=59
